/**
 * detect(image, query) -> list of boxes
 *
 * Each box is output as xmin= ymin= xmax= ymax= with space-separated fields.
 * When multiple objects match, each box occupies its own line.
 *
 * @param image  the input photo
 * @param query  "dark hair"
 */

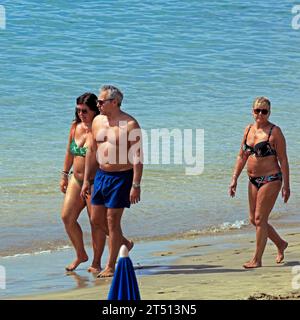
xmin=74 ymin=92 xmax=99 ymax=123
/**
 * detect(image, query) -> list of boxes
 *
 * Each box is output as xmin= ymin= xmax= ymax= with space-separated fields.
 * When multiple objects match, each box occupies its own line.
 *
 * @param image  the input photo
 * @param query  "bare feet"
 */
xmin=276 ymin=241 xmax=288 ymax=264
xmin=65 ymin=254 xmax=88 ymax=272
xmin=87 ymin=265 xmax=101 ymax=274
xmin=97 ymin=267 xmax=115 ymax=278
xmin=95 ymin=241 xmax=133 ymax=278
xmin=243 ymin=260 xmax=262 ymax=269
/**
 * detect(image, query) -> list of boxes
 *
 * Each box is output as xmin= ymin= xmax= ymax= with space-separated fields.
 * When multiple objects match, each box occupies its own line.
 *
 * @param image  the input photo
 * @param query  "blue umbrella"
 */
xmin=107 ymin=245 xmax=141 ymax=300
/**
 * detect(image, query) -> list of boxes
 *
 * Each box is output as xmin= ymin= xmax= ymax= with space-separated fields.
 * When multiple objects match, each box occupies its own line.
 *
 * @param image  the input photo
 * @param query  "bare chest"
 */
xmin=95 ymin=123 xmax=129 ymax=145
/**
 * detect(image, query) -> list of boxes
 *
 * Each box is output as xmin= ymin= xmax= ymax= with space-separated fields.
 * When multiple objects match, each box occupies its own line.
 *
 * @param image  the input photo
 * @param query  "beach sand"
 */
xmin=10 ymin=224 xmax=300 ymax=300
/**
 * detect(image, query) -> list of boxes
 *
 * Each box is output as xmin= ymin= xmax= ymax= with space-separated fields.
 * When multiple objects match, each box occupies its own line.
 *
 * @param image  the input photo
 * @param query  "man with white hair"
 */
xmin=81 ymin=85 xmax=143 ymax=277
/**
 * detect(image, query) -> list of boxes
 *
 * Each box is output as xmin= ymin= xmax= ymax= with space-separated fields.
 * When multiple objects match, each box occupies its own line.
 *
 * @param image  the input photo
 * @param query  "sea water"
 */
xmin=1 ymin=0 xmax=300 ymax=258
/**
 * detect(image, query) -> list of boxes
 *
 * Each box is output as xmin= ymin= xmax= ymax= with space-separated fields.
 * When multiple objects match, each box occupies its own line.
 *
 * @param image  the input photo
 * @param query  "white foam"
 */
xmin=1 ymin=245 xmax=71 ymax=259
xmin=186 ymin=219 xmax=249 ymax=236
xmin=219 ymin=220 xmax=248 ymax=231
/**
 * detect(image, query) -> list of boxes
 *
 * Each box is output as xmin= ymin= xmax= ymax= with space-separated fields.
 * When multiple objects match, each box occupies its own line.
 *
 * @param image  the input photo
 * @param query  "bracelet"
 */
xmin=232 ymin=174 xmax=238 ymax=179
xmin=132 ymin=182 xmax=141 ymax=189
xmin=61 ymin=170 xmax=70 ymax=177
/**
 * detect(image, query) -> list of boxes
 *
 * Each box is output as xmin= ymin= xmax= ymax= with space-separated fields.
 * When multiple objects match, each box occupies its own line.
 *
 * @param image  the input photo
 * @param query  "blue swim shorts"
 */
xmin=91 ymin=169 xmax=133 ymax=208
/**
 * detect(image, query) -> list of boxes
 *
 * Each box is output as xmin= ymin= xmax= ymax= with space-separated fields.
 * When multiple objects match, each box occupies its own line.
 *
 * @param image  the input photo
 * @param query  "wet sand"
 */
xmin=9 ymin=225 xmax=300 ymax=300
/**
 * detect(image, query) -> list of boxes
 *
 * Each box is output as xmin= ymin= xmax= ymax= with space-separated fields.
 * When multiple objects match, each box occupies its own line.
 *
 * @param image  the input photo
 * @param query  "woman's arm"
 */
xmin=229 ymin=126 xmax=250 ymax=197
xmin=60 ymin=123 xmax=75 ymax=193
xmin=274 ymin=127 xmax=290 ymax=203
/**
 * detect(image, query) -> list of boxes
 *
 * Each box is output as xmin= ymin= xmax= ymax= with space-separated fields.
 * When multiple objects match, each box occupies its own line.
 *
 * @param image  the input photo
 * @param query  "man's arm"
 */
xmin=81 ymin=129 xmax=97 ymax=199
xmin=128 ymin=120 xmax=143 ymax=204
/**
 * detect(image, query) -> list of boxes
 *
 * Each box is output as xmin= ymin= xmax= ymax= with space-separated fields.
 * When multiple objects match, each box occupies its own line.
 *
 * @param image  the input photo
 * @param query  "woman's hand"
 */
xmin=282 ymin=186 xmax=290 ymax=203
xmin=229 ymin=177 xmax=238 ymax=197
xmin=60 ymin=177 xmax=68 ymax=193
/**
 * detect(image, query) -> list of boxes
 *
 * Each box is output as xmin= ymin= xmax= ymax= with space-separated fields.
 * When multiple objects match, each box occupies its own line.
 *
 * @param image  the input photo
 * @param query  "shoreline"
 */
xmin=3 ymin=224 xmax=300 ymax=300
xmin=2 ymin=213 xmax=298 ymax=259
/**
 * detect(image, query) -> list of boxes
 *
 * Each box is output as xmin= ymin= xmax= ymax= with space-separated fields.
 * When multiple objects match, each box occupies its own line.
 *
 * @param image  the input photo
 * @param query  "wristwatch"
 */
xmin=132 ymin=182 xmax=141 ymax=189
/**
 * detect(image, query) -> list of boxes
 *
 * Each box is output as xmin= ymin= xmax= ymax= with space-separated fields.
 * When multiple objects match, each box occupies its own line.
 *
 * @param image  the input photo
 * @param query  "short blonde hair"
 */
xmin=253 ymin=97 xmax=271 ymax=109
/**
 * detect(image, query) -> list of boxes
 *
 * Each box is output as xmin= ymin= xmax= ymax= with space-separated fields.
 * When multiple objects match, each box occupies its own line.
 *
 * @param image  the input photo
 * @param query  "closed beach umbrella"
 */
xmin=107 ymin=245 xmax=141 ymax=300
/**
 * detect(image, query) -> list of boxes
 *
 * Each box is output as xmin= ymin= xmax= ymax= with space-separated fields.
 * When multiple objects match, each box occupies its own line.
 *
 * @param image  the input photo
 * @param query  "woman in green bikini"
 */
xmin=60 ymin=92 xmax=103 ymax=273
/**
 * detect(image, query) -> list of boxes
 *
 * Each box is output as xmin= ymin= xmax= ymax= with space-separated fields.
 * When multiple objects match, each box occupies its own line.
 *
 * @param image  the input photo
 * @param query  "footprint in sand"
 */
xmin=160 ymin=251 xmax=173 ymax=256
xmin=192 ymin=258 xmax=203 ymax=261
xmin=188 ymin=244 xmax=212 ymax=249
xmin=157 ymin=290 xmax=177 ymax=294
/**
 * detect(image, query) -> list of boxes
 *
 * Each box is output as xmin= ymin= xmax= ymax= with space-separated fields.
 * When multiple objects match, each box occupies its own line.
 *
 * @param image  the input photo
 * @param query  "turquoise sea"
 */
xmin=1 ymin=0 xmax=300 ymax=264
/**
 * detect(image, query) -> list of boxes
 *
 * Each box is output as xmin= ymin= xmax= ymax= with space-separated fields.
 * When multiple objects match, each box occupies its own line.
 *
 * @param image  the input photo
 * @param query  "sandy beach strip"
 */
xmin=10 ymin=225 xmax=300 ymax=300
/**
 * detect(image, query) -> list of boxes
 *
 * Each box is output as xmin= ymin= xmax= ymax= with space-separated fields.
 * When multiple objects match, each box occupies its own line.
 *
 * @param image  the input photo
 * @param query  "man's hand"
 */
xmin=81 ymin=181 xmax=91 ymax=200
xmin=130 ymin=187 xmax=141 ymax=204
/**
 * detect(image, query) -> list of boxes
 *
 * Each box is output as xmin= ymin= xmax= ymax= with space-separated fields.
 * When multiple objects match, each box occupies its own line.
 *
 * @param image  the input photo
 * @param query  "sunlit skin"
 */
xmin=60 ymin=103 xmax=101 ymax=273
xmin=229 ymin=100 xmax=290 ymax=268
xmin=81 ymin=89 xmax=143 ymax=278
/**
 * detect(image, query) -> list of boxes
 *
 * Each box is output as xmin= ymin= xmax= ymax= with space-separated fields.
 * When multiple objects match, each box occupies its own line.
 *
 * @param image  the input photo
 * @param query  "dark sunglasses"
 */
xmin=76 ymin=107 xmax=88 ymax=114
xmin=253 ymin=108 xmax=269 ymax=115
xmin=97 ymin=98 xmax=114 ymax=106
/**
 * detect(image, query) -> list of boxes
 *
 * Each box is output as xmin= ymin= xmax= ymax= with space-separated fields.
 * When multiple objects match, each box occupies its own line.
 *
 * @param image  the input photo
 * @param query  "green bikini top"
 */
xmin=69 ymin=123 xmax=89 ymax=157
xmin=70 ymin=139 xmax=87 ymax=157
